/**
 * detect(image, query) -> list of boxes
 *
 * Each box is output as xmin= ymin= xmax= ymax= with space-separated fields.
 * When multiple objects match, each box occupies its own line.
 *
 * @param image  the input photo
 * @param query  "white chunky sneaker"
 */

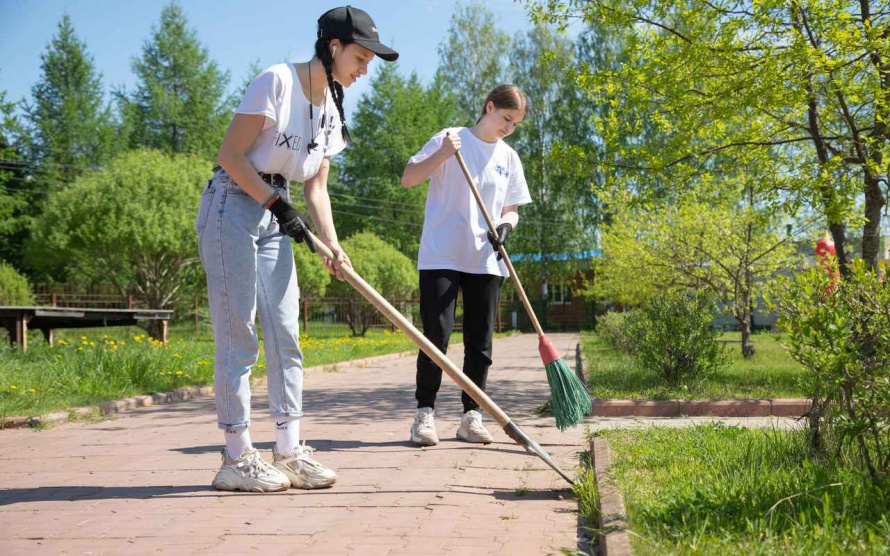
xmin=410 ymin=407 xmax=439 ymax=446
xmin=273 ymin=442 xmax=337 ymax=489
xmin=211 ymin=447 xmax=290 ymax=492
xmin=456 ymin=410 xmax=494 ymax=444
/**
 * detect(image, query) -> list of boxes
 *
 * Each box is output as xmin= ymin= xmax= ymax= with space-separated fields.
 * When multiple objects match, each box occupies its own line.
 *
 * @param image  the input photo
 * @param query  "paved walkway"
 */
xmin=0 ymin=332 xmax=801 ymax=555
xmin=0 ymin=333 xmax=590 ymax=556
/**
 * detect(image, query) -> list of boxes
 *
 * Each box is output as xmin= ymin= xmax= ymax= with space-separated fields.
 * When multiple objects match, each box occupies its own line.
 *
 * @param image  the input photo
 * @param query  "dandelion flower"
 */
xmin=10 ymin=385 xmax=17 ymax=390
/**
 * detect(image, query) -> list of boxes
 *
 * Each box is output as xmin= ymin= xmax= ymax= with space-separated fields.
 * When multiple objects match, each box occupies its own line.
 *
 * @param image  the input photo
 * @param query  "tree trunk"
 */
xmin=828 ymin=222 xmax=850 ymax=277
xmin=861 ymin=175 xmax=885 ymax=270
xmin=740 ymin=316 xmax=754 ymax=359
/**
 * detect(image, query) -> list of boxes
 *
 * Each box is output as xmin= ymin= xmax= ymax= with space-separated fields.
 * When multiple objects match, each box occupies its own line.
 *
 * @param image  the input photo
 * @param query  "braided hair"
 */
xmin=315 ymin=38 xmax=352 ymax=145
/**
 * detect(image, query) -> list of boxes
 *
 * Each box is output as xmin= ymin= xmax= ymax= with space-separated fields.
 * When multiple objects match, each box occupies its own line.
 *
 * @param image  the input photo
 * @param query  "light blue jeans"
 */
xmin=196 ymin=169 xmax=304 ymax=434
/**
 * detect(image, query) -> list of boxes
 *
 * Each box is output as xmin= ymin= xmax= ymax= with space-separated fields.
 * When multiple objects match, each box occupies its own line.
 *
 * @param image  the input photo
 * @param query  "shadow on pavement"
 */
xmin=0 ymin=485 xmax=212 ymax=505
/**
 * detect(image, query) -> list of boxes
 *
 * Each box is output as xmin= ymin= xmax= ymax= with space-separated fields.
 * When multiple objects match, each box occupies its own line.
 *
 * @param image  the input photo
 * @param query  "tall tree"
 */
xmin=119 ymin=2 xmax=232 ymax=160
xmin=597 ymin=179 xmax=799 ymax=358
xmin=238 ymin=58 xmax=265 ymax=99
xmin=0 ymin=88 xmax=29 ymax=268
xmin=23 ymin=14 xmax=116 ymax=178
xmin=531 ymin=0 xmax=890 ymax=274
xmin=435 ymin=2 xmax=511 ymax=123
xmin=508 ymin=25 xmax=600 ymax=323
xmin=332 ymin=62 xmax=455 ymax=258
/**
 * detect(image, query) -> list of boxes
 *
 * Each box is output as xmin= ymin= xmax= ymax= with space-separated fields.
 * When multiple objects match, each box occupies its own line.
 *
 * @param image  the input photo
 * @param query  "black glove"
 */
xmin=267 ymin=193 xmax=316 ymax=253
xmin=487 ymin=222 xmax=513 ymax=261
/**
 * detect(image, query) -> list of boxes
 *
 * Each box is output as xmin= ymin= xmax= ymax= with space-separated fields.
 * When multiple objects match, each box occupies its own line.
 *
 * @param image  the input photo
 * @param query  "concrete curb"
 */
xmin=0 ymin=349 xmax=416 ymax=430
xmin=591 ymin=437 xmax=633 ymax=556
xmin=0 ymin=385 xmax=214 ymax=430
xmin=589 ymin=398 xmax=812 ymax=418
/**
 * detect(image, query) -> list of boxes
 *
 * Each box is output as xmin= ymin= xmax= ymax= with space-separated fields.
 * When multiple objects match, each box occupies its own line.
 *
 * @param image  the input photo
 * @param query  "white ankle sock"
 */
xmin=275 ymin=419 xmax=300 ymax=455
xmin=224 ymin=429 xmax=252 ymax=460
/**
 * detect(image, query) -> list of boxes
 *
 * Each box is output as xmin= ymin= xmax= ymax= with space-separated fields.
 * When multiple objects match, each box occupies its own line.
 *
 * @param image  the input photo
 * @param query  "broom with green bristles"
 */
xmin=454 ymin=149 xmax=591 ymax=430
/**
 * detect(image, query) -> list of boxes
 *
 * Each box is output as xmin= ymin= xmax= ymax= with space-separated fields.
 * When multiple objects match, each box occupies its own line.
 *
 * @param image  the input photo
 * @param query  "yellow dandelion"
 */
xmin=89 ymin=341 xmax=96 ymax=347
xmin=158 ymin=371 xmax=165 ymax=375
xmin=58 ymin=339 xmax=68 ymax=346
xmin=77 ymin=347 xmax=84 ymax=352
xmin=176 ymin=370 xmax=183 ymax=376
xmin=10 ymin=385 xmax=17 ymax=390
xmin=29 ymin=389 xmax=36 ymax=394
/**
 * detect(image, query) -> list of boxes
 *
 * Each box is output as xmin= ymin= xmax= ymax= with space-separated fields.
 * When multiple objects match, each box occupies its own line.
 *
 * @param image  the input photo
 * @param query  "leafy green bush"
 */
xmin=597 ymin=311 xmax=636 ymax=354
xmin=329 ymin=232 xmax=417 ymax=336
xmin=772 ymin=260 xmax=890 ymax=479
xmin=0 ymin=260 xmax=34 ymax=306
xmin=625 ymin=293 xmax=727 ymax=385
xmin=26 ymin=149 xmax=210 ymax=313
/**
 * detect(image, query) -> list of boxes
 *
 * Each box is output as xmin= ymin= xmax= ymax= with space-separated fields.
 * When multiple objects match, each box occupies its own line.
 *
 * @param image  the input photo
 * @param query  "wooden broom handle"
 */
xmin=304 ymin=230 xmax=510 ymax=425
xmin=453 ymin=150 xmax=545 ymax=339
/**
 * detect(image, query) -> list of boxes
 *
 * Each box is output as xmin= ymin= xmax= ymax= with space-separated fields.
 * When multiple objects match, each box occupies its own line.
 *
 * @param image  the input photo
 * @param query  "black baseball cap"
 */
xmin=318 ymin=6 xmax=399 ymax=62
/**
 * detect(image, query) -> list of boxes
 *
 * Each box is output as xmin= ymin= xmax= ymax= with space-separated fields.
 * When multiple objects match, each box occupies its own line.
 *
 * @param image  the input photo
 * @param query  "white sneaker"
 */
xmin=410 ymin=407 xmax=439 ymax=446
xmin=456 ymin=410 xmax=494 ymax=444
xmin=273 ymin=442 xmax=337 ymax=489
xmin=211 ymin=447 xmax=290 ymax=492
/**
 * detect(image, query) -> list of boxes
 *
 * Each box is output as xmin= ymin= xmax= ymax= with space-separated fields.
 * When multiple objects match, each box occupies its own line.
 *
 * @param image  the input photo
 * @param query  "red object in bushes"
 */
xmin=816 ymin=231 xmax=838 ymax=293
xmin=816 ymin=230 xmax=836 ymax=259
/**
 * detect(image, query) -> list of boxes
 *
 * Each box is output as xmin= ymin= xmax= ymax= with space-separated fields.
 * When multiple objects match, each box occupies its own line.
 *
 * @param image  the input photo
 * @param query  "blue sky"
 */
xmin=0 ymin=0 xmax=550 ymax=120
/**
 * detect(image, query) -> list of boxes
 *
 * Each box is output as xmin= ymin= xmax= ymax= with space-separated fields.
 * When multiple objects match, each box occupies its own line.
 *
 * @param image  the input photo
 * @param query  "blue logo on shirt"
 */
xmin=495 ymin=165 xmax=509 ymax=178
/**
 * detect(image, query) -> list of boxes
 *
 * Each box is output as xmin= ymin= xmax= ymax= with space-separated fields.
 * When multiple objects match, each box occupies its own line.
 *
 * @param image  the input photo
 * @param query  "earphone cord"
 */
xmin=308 ymin=61 xmax=319 ymax=153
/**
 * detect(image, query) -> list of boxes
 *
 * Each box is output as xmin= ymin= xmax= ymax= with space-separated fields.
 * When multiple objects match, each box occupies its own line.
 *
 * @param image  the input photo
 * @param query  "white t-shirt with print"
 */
xmin=235 ymin=63 xmax=347 ymax=182
xmin=409 ymin=127 xmax=532 ymax=277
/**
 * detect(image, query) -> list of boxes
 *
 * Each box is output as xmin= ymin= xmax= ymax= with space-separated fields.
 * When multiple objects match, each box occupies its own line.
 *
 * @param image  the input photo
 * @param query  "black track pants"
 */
xmin=415 ymin=269 xmax=503 ymax=413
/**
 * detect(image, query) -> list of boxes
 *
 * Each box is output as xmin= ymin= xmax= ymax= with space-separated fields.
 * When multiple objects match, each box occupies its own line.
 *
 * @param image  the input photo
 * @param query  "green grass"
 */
xmin=0 ymin=322 xmax=433 ymax=418
xmin=582 ymin=425 xmax=890 ymax=555
xmin=582 ymin=331 xmax=806 ymax=399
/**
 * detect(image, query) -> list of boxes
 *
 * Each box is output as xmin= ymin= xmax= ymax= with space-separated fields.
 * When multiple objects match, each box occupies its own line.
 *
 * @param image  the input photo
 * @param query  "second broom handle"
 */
xmin=453 ymin=150 xmax=545 ymax=339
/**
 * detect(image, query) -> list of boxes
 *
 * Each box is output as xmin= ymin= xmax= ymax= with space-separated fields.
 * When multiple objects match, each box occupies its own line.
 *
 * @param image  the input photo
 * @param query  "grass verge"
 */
xmin=582 ymin=331 xmax=806 ymax=399
xmin=579 ymin=424 xmax=890 ymax=555
xmin=0 ymin=323 xmax=428 ymax=418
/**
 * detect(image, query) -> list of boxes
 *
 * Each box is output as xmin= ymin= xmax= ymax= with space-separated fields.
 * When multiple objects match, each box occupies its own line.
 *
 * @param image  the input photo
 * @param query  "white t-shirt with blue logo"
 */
xmin=235 ymin=63 xmax=346 ymax=183
xmin=409 ymin=127 xmax=532 ymax=277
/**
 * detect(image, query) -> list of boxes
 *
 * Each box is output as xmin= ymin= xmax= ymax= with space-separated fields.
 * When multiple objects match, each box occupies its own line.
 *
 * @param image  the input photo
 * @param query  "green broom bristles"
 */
xmin=545 ymin=357 xmax=591 ymax=430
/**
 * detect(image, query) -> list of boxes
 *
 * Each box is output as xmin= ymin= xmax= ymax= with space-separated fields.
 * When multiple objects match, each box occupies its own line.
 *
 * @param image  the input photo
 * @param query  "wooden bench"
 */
xmin=0 ymin=306 xmax=174 ymax=352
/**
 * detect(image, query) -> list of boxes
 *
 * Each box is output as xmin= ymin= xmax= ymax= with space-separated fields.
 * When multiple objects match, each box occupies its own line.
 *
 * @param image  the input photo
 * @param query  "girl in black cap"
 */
xmin=197 ymin=6 xmax=398 ymax=493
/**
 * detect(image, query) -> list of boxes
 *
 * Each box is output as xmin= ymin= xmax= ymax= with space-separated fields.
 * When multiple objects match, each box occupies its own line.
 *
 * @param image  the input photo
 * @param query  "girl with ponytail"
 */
xmin=196 ymin=6 xmax=398 ymax=493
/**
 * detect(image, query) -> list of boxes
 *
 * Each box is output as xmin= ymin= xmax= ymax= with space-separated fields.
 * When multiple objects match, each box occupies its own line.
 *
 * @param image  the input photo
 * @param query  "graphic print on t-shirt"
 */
xmin=273 ymin=131 xmax=303 ymax=152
